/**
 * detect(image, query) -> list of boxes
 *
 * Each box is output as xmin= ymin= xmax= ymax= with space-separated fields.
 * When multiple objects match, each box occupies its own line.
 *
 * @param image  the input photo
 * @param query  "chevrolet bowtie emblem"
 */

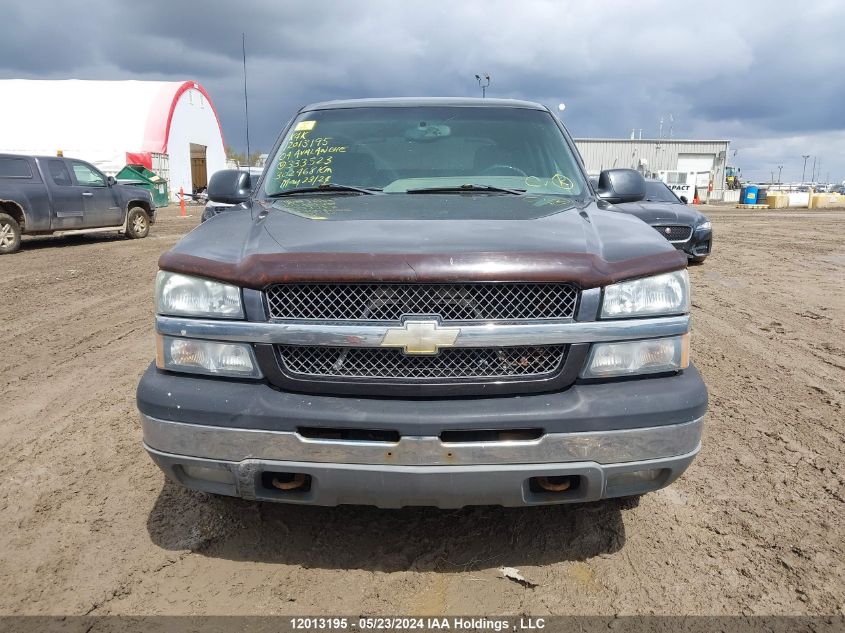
xmin=381 ymin=320 xmax=461 ymax=355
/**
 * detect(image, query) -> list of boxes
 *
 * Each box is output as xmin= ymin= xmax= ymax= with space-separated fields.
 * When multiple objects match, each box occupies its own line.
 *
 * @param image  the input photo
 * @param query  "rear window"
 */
xmin=644 ymin=180 xmax=682 ymax=203
xmin=0 ymin=157 xmax=32 ymax=178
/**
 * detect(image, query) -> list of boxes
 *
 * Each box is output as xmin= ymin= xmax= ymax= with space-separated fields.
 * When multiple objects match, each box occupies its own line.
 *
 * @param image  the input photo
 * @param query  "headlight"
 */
xmin=156 ymin=335 xmax=261 ymax=378
xmin=698 ymin=220 xmax=712 ymax=230
xmin=601 ymin=270 xmax=689 ymax=318
xmin=156 ymin=271 xmax=243 ymax=318
xmin=581 ymin=334 xmax=689 ymax=378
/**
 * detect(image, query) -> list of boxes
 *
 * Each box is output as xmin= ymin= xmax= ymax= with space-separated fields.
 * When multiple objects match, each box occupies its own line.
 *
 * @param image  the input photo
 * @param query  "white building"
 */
xmin=0 ymin=79 xmax=226 ymax=201
xmin=574 ymin=138 xmax=731 ymax=201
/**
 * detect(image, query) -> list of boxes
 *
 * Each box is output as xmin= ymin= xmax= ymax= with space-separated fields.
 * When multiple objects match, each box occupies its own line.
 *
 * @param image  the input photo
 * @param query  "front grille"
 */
xmin=653 ymin=225 xmax=692 ymax=241
xmin=276 ymin=345 xmax=567 ymax=381
xmin=265 ymin=283 xmax=578 ymax=322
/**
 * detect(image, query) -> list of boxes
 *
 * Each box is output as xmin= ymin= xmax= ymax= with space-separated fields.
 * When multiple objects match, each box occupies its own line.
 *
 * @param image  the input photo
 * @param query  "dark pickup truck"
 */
xmin=0 ymin=154 xmax=156 ymax=254
xmin=137 ymin=98 xmax=707 ymax=508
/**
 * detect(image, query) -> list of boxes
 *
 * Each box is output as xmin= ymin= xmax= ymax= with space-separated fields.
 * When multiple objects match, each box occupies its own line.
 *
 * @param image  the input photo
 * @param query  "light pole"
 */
xmin=802 ymin=155 xmax=810 ymax=183
xmin=474 ymin=73 xmax=490 ymax=98
xmin=777 ymin=165 xmax=783 ymax=184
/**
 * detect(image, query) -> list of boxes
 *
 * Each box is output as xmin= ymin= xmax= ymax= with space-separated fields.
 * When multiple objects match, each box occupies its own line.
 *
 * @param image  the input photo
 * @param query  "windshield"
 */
xmin=263 ymin=106 xmax=587 ymax=197
xmin=644 ymin=180 xmax=683 ymax=203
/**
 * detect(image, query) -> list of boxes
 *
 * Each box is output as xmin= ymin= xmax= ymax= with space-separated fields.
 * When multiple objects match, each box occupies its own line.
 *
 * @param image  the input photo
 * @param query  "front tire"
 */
xmin=126 ymin=207 xmax=150 ymax=239
xmin=0 ymin=213 xmax=22 ymax=254
xmin=690 ymin=255 xmax=707 ymax=264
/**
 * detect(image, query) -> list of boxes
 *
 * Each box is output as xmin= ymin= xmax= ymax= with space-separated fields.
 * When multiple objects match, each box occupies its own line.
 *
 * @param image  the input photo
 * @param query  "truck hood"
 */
xmin=160 ymin=194 xmax=686 ymax=289
xmin=611 ymin=200 xmax=706 ymax=225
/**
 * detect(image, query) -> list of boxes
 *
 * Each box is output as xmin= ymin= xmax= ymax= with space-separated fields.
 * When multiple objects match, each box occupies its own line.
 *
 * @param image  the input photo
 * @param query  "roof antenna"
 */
xmin=242 ymin=32 xmax=251 ymax=167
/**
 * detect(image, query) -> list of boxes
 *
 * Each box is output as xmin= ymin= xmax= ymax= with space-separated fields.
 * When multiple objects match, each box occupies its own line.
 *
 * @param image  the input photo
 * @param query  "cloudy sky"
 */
xmin=1 ymin=0 xmax=843 ymax=183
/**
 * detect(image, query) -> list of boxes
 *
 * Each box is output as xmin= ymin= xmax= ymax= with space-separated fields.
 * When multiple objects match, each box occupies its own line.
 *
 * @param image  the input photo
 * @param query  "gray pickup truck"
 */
xmin=137 ymin=98 xmax=707 ymax=508
xmin=0 ymin=154 xmax=156 ymax=254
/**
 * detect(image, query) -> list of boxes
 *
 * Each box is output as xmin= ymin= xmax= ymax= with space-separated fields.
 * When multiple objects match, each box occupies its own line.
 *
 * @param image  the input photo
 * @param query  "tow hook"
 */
xmin=534 ymin=476 xmax=572 ymax=492
xmin=271 ymin=473 xmax=308 ymax=491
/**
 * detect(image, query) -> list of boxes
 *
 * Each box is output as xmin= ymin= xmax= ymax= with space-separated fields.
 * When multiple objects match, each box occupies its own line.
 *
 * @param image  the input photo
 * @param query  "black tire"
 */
xmin=690 ymin=255 xmax=707 ymax=264
xmin=126 ymin=207 xmax=150 ymax=239
xmin=0 ymin=212 xmax=22 ymax=254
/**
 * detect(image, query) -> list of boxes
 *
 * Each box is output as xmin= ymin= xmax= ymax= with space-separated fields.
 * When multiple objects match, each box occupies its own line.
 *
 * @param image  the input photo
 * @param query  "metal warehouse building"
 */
xmin=574 ymin=138 xmax=731 ymax=200
xmin=0 ymin=79 xmax=226 ymax=202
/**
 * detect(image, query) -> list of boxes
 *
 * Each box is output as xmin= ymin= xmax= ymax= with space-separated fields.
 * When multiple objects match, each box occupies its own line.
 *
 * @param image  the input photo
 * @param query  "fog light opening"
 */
xmin=181 ymin=464 xmax=236 ymax=485
xmin=605 ymin=468 xmax=667 ymax=496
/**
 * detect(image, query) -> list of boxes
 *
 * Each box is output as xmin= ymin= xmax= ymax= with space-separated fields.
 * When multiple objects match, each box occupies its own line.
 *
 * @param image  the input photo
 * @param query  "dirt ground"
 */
xmin=1 ymin=205 xmax=843 ymax=616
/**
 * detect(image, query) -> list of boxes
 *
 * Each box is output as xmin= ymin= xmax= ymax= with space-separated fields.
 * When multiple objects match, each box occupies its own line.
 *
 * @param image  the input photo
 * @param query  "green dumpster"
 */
xmin=116 ymin=164 xmax=170 ymax=207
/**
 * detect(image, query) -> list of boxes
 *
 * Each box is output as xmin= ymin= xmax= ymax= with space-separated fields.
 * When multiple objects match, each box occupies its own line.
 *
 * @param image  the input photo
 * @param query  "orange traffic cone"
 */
xmin=179 ymin=187 xmax=187 ymax=216
xmin=693 ymin=189 xmax=700 ymax=205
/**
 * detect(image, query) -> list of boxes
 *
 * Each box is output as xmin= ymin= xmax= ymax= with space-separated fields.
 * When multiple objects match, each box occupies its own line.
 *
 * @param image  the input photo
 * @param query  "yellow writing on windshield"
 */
xmin=523 ymin=174 xmax=576 ymax=193
xmin=551 ymin=173 xmax=575 ymax=191
xmin=274 ymin=130 xmax=349 ymax=189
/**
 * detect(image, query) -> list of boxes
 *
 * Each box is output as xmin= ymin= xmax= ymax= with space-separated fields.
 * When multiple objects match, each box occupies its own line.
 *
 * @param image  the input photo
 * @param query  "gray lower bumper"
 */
xmin=142 ymin=415 xmax=702 ymax=508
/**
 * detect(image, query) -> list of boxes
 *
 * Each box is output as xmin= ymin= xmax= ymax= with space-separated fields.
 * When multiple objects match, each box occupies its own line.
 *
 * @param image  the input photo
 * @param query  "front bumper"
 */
xmin=146 ymin=442 xmax=699 ymax=509
xmin=673 ymin=226 xmax=712 ymax=259
xmin=138 ymin=364 xmax=707 ymax=507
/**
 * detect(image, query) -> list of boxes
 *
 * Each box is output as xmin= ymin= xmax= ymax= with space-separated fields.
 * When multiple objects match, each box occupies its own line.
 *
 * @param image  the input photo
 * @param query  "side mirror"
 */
xmin=679 ymin=195 xmax=689 ymax=204
xmin=596 ymin=169 xmax=646 ymax=204
xmin=107 ymin=176 xmax=116 ymax=186
xmin=208 ymin=170 xmax=252 ymax=204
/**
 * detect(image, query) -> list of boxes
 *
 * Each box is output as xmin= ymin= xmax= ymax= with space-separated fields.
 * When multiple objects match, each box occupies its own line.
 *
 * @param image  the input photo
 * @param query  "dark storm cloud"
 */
xmin=1 ymin=0 xmax=843 ymax=182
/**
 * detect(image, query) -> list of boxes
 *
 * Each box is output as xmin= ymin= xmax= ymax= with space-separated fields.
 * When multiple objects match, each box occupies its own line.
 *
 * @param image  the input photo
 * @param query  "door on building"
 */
xmin=68 ymin=160 xmax=123 ymax=228
xmin=190 ymin=143 xmax=208 ymax=193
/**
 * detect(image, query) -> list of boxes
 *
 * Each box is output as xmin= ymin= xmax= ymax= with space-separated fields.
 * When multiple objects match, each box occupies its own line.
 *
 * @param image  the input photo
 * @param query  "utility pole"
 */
xmin=811 ymin=156 xmax=817 ymax=182
xmin=770 ymin=170 xmax=775 ymax=184
xmin=474 ymin=73 xmax=490 ymax=98
xmin=802 ymin=155 xmax=810 ymax=183
xmin=777 ymin=165 xmax=783 ymax=184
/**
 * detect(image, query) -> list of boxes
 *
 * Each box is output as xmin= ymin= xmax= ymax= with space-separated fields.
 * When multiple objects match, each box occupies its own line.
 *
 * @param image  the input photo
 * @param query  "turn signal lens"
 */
xmin=156 ymin=335 xmax=261 ymax=378
xmin=581 ymin=334 xmax=689 ymax=378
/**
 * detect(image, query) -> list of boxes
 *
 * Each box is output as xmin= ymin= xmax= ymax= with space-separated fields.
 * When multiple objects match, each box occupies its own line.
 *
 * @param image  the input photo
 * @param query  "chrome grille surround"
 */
xmin=265 ymin=283 xmax=578 ymax=322
xmin=653 ymin=225 xmax=693 ymax=242
xmin=276 ymin=345 xmax=567 ymax=381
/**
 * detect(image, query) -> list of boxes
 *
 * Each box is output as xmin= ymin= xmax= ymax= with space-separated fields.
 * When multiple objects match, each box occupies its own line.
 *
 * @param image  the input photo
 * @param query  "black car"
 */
xmin=611 ymin=179 xmax=712 ymax=263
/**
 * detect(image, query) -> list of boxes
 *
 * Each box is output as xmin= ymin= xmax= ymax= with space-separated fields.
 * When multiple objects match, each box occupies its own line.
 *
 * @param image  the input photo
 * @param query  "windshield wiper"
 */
xmin=267 ymin=183 xmax=382 ymax=197
xmin=405 ymin=184 xmax=525 ymax=195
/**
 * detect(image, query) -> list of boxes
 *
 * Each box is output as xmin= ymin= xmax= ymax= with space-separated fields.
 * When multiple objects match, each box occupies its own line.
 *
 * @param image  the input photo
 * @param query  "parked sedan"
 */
xmin=612 ymin=179 xmax=712 ymax=263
